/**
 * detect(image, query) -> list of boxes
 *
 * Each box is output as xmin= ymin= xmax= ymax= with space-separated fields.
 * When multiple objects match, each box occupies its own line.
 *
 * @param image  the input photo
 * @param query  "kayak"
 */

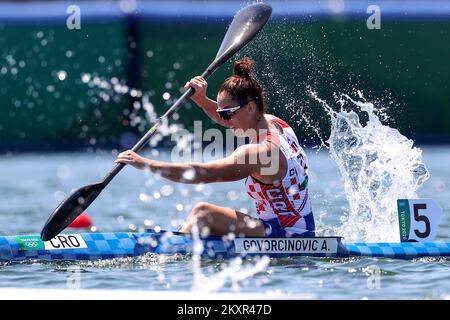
xmin=1 ymin=229 xmax=449 ymax=262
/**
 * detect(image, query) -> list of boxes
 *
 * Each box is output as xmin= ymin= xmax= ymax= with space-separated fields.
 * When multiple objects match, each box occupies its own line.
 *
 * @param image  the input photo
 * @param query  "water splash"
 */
xmin=190 ymin=224 xmax=270 ymax=292
xmin=80 ymin=73 xmax=182 ymax=145
xmin=311 ymin=90 xmax=429 ymax=242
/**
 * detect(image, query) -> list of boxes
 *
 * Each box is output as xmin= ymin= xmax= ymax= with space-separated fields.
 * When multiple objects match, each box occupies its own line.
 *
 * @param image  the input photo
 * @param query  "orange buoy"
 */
xmin=68 ymin=212 xmax=93 ymax=229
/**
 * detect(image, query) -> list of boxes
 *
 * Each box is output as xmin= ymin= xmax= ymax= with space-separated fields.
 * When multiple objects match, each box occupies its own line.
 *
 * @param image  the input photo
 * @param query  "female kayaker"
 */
xmin=116 ymin=58 xmax=314 ymax=238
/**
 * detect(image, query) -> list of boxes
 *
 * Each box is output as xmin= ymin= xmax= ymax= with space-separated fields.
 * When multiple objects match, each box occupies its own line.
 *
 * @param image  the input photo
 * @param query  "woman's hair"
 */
xmin=219 ymin=57 xmax=267 ymax=113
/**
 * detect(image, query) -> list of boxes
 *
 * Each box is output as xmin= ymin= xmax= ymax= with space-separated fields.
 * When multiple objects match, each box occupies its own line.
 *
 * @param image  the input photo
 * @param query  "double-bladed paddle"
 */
xmin=41 ymin=3 xmax=272 ymax=241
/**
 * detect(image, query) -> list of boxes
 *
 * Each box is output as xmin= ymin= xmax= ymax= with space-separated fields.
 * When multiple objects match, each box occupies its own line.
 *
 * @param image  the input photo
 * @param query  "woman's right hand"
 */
xmin=184 ymin=76 xmax=208 ymax=106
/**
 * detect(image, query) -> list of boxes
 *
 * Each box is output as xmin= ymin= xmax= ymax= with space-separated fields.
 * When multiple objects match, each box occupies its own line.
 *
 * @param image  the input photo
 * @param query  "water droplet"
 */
xmin=160 ymin=185 xmax=174 ymax=196
xmin=81 ymin=73 xmax=91 ymax=83
xmin=139 ymin=193 xmax=152 ymax=202
xmin=57 ymin=70 xmax=67 ymax=81
xmin=144 ymin=219 xmax=153 ymax=227
xmin=182 ymin=168 xmax=195 ymax=181
xmin=162 ymin=92 xmax=171 ymax=100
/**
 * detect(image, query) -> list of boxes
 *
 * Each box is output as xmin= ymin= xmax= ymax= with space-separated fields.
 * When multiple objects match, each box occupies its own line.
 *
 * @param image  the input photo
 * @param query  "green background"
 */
xmin=1 ymin=17 xmax=449 ymax=151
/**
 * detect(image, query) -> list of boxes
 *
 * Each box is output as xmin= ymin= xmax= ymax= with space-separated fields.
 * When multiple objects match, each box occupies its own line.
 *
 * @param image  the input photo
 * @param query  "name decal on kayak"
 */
xmin=234 ymin=238 xmax=338 ymax=254
xmin=15 ymin=234 xmax=88 ymax=251
xmin=44 ymin=234 xmax=88 ymax=250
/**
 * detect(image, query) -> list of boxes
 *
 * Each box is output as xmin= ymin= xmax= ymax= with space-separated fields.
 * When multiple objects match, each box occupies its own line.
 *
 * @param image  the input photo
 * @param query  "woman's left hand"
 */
xmin=115 ymin=150 xmax=148 ymax=169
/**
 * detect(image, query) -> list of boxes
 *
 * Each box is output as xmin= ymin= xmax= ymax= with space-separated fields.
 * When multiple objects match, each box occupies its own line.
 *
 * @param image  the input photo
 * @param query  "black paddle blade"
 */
xmin=40 ymin=183 xmax=104 ymax=241
xmin=215 ymin=3 xmax=272 ymax=65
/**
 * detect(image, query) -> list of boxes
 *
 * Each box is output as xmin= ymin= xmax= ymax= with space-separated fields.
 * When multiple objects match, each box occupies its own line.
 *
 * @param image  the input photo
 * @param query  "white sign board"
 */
xmin=397 ymin=199 xmax=442 ymax=242
xmin=234 ymin=238 xmax=339 ymax=254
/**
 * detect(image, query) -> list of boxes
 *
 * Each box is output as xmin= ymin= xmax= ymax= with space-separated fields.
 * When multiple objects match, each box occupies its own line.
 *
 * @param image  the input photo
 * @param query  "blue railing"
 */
xmin=0 ymin=0 xmax=449 ymax=24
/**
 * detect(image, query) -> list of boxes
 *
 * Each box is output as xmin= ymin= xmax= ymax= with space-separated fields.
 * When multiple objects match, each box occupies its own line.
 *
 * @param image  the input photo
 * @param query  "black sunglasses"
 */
xmin=216 ymin=98 xmax=257 ymax=120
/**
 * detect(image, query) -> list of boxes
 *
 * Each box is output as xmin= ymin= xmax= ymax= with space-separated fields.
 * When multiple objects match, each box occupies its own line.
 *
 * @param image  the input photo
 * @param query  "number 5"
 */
xmin=413 ymin=204 xmax=431 ymax=238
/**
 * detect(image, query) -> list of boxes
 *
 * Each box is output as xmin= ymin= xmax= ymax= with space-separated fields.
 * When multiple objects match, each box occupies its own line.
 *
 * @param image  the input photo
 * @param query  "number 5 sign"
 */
xmin=397 ymin=199 xmax=442 ymax=242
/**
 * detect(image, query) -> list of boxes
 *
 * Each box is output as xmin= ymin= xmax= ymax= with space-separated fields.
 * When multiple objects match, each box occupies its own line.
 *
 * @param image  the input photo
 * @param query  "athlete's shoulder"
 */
xmin=265 ymin=114 xmax=291 ymax=128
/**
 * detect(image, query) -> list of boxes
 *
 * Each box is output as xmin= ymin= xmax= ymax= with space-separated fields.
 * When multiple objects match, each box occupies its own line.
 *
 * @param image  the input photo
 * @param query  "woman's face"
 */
xmin=217 ymin=91 xmax=258 ymax=136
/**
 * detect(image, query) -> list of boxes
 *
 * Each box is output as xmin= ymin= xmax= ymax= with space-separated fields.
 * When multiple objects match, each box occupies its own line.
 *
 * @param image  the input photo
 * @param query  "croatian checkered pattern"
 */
xmin=245 ymin=115 xmax=312 ymax=233
xmin=246 ymin=183 xmax=277 ymax=221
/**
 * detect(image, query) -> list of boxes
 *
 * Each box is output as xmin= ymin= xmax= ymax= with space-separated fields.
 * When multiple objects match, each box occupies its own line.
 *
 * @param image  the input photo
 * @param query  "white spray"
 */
xmin=311 ymin=90 xmax=429 ymax=242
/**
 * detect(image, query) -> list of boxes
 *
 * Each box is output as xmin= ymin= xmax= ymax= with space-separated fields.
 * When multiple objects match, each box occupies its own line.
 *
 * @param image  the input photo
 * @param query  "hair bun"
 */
xmin=233 ymin=57 xmax=255 ymax=78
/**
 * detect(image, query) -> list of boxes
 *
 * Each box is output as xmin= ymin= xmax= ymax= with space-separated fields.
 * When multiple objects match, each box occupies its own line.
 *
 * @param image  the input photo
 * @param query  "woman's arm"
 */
xmin=184 ymin=76 xmax=231 ymax=128
xmin=115 ymin=144 xmax=269 ymax=184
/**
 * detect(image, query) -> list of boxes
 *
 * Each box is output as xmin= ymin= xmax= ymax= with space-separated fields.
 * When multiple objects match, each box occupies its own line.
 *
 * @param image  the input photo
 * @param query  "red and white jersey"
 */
xmin=245 ymin=115 xmax=312 ymax=235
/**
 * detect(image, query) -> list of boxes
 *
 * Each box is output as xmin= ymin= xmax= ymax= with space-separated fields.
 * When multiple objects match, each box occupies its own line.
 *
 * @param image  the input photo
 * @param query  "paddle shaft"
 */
xmin=40 ymin=3 xmax=273 ymax=242
xmin=102 ymin=62 xmax=218 ymax=186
